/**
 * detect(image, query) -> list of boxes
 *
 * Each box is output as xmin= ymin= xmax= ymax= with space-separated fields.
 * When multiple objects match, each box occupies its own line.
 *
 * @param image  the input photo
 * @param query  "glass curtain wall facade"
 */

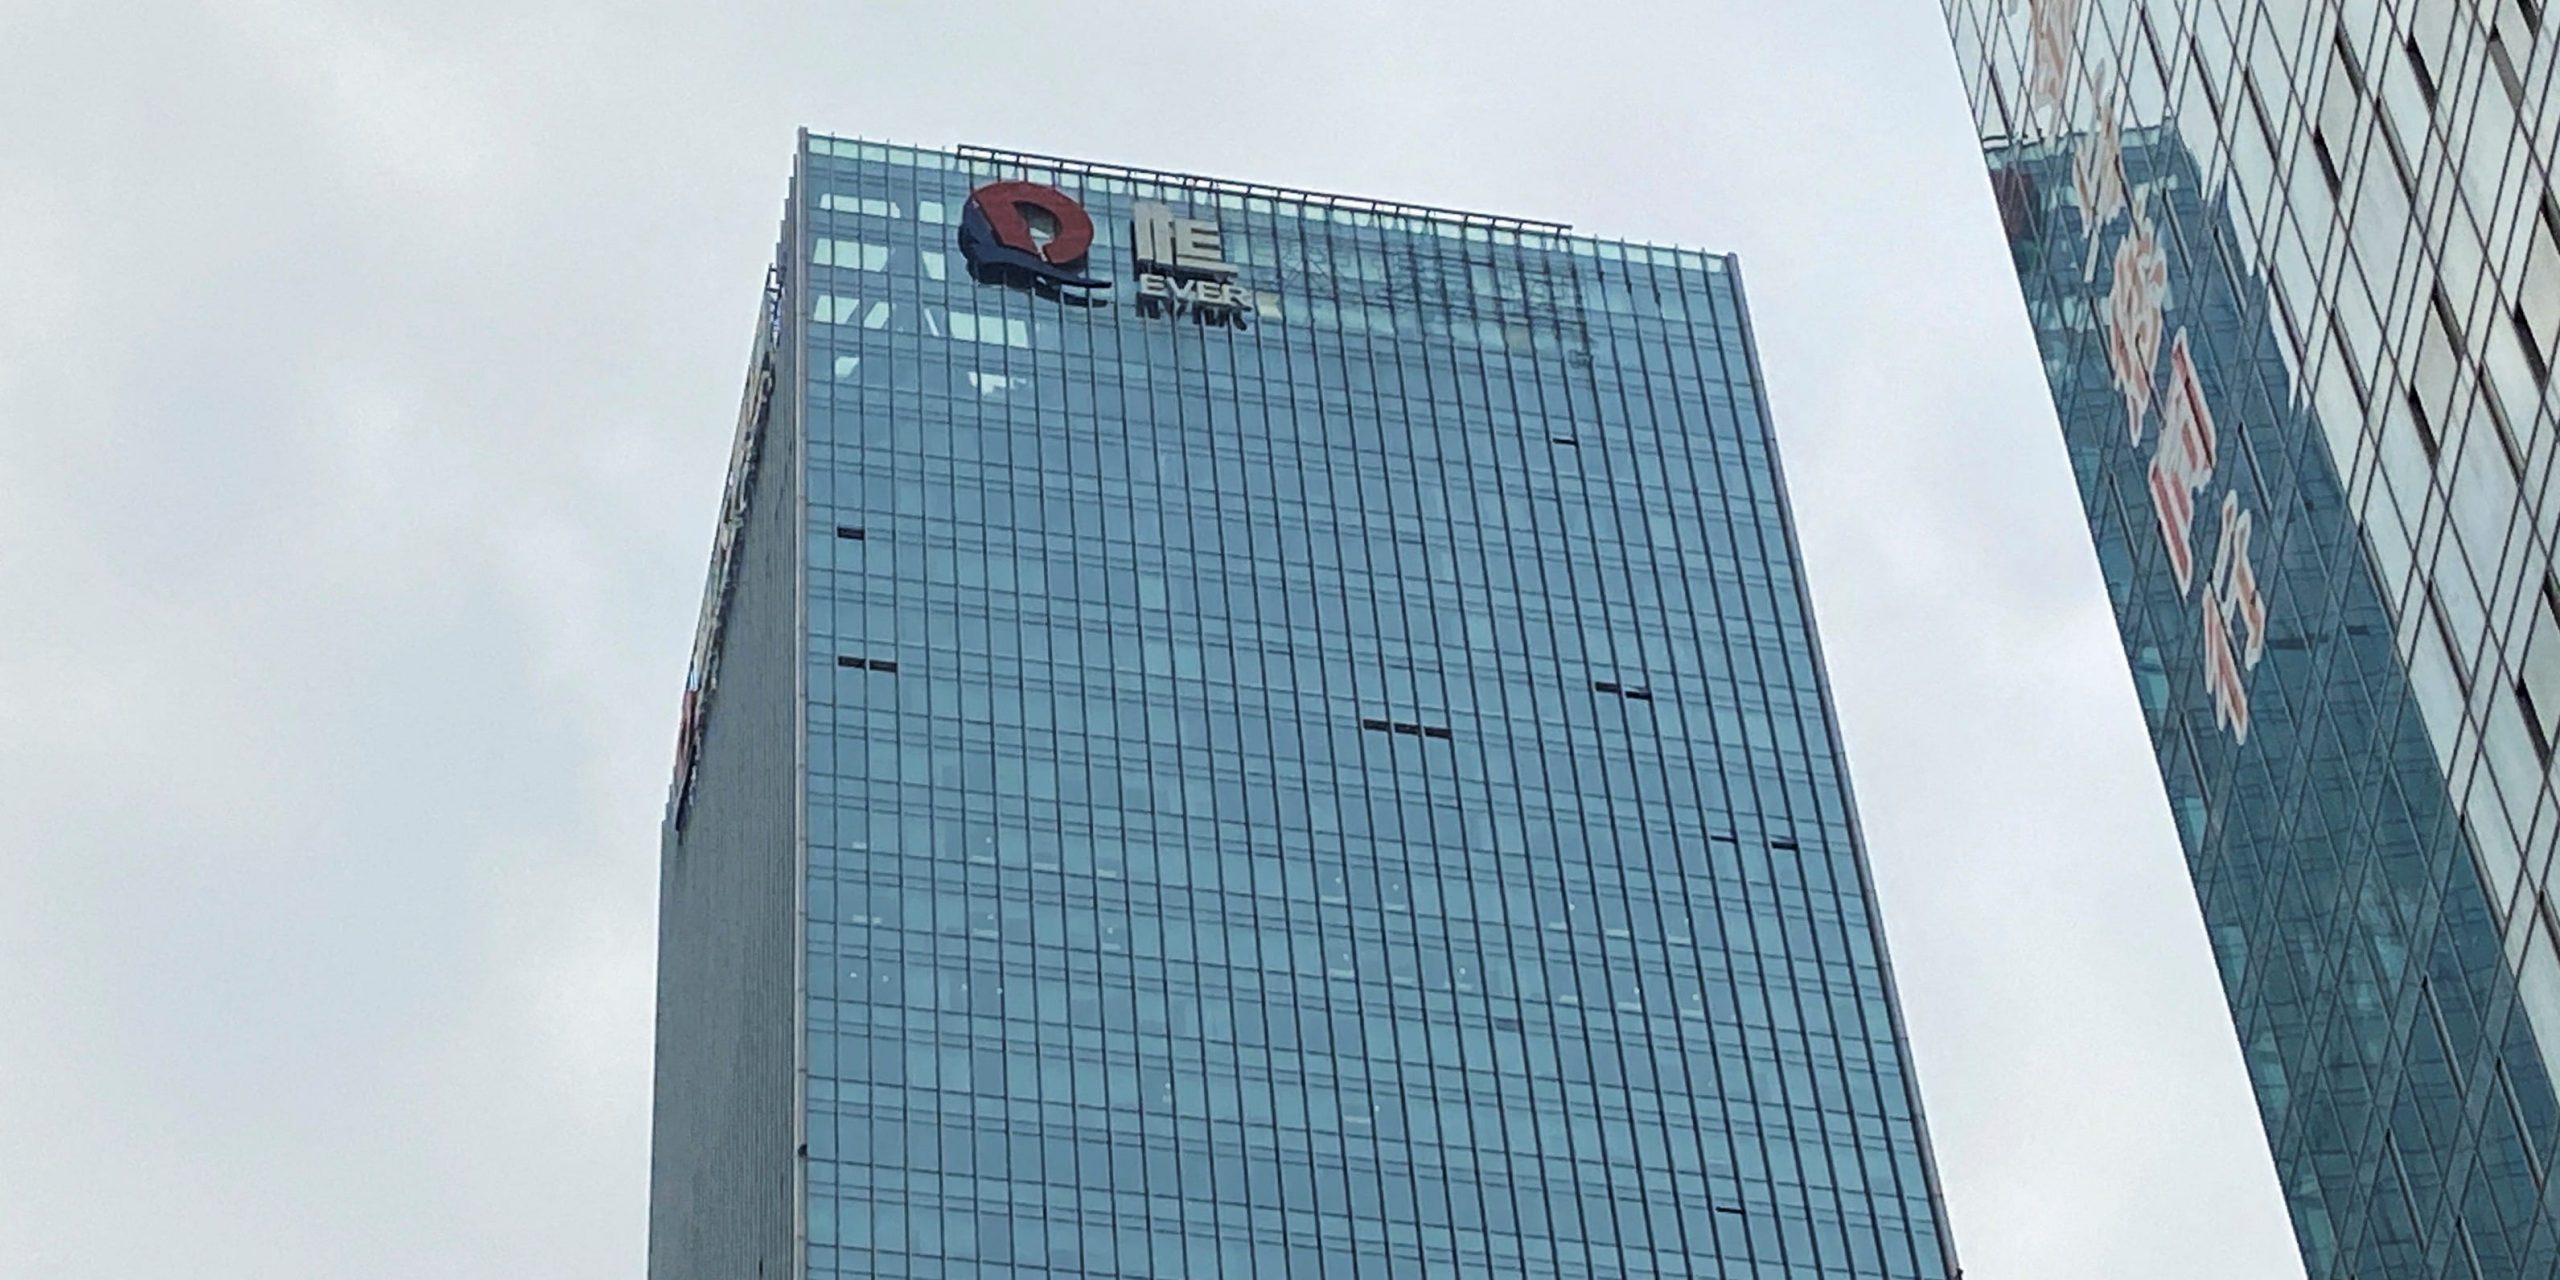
xmin=1941 ymin=2 xmax=2560 ymax=1276
xmin=650 ymin=134 xmax=1960 ymax=1280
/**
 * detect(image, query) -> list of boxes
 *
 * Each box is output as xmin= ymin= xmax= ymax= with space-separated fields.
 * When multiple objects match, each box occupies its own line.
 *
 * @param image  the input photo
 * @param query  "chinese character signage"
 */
xmin=2059 ymin=47 xmax=2270 ymax=745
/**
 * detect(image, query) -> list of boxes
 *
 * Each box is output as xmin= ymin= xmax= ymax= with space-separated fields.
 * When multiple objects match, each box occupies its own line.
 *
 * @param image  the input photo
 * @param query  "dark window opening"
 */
xmin=2524 ymin=574 xmax=2560 ymax=764
xmin=2426 ymin=591 xmax=2470 ymax=680
xmin=2482 ymin=390 xmax=2526 ymax=472
xmin=1990 ymin=169 xmax=2042 ymax=244
xmin=2432 ymin=287 xmax=2465 ymax=346
xmin=2138 ymin=12 xmax=2171 ymax=86
xmin=2245 ymin=78 xmax=2282 ymax=161
xmin=2407 ymin=388 xmax=2441 ymax=460
xmin=1772 ymin=838 xmax=1800 ymax=851
xmin=837 ymin=655 xmax=899 ymax=673
xmin=2190 ymin=48 xmax=2224 ymax=118
xmin=2406 ymin=38 xmax=2440 ymax=106
xmin=1550 ymin=435 xmax=1580 ymax=447
xmin=2332 ymin=30 xmax=2366 ymax=91
xmin=2268 ymin=279 xmax=2301 ymax=356
xmin=2330 ymin=312 xmax=2370 ymax=397
xmin=2489 ymin=30 xmax=2526 ymax=102
xmin=2520 ymin=679 xmax=2554 ymax=764
xmin=1362 ymin=715 xmax=1452 ymax=740
xmin=836 ymin=525 xmax=867 ymax=540
xmin=1624 ymin=688 xmax=1653 ymax=701
xmin=1593 ymin=680 xmax=1622 ymax=694
xmin=2518 ymin=305 xmax=2552 ymax=385
xmin=2488 ymin=0 xmax=2539 ymax=99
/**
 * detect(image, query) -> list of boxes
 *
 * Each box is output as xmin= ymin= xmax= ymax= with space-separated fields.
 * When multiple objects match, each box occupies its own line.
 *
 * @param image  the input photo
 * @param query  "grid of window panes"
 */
xmin=789 ymin=137 xmax=1959 ymax=1280
xmin=1993 ymin=122 xmax=2560 ymax=1278
xmin=1948 ymin=0 xmax=2560 ymax=1062
xmin=1943 ymin=2 xmax=2560 ymax=1276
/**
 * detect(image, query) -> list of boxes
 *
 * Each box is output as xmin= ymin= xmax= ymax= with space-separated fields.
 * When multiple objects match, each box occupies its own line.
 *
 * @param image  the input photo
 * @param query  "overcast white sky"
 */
xmin=0 ymin=2 xmax=2312 ymax=1277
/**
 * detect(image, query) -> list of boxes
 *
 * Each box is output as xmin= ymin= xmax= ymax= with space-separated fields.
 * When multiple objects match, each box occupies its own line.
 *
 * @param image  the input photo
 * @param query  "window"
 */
xmin=2190 ymin=43 xmax=2226 ymax=120
xmin=939 ymin=308 xmax=1032 ymax=349
xmin=2403 ymin=36 xmax=2440 ymax=106
xmin=2521 ymin=577 xmax=2560 ymax=762
xmin=2313 ymin=37 xmax=2362 ymax=195
xmin=2408 ymin=291 xmax=2459 ymax=460
xmin=814 ymin=237 xmax=891 ymax=271
xmin=2487 ymin=22 xmax=2527 ymax=102
xmin=2329 ymin=309 xmax=2371 ymax=398
xmin=817 ymin=192 xmax=901 ymax=218
xmin=2515 ymin=200 xmax=2560 ymax=380
xmin=2404 ymin=387 xmax=2440 ymax=460
xmin=2312 ymin=131 xmax=2345 ymax=194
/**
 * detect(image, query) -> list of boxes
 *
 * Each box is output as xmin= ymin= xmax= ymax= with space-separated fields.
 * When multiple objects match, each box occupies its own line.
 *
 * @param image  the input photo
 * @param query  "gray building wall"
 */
xmin=647 ymin=264 xmax=805 ymax=1280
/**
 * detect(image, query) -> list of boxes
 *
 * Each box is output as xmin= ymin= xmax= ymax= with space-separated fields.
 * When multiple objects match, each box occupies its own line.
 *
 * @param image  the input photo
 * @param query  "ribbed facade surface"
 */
xmin=650 ymin=263 xmax=805 ymax=1279
xmin=651 ymin=134 xmax=1960 ymax=1280
xmin=1941 ymin=2 xmax=2560 ymax=1275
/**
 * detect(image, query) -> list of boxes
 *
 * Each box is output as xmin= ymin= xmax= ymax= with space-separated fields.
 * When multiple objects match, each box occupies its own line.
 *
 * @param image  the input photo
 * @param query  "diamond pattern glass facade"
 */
xmin=649 ymin=135 xmax=1960 ymax=1280
xmin=1942 ymin=2 xmax=2560 ymax=1276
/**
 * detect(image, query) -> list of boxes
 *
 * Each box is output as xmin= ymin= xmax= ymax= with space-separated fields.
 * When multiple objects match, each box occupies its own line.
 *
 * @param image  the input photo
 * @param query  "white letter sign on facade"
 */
xmin=1133 ymin=202 xmax=1239 ymax=276
xmin=1133 ymin=200 xmax=1254 ymax=328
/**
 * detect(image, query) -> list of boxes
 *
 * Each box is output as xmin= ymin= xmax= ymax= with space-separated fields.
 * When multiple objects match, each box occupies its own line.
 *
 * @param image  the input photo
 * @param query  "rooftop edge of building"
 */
xmin=801 ymin=130 xmax=1741 ymax=276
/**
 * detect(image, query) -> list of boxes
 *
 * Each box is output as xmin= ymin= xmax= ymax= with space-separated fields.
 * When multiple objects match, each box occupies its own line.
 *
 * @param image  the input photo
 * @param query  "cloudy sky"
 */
xmin=0 ymin=1 xmax=2308 ymax=1276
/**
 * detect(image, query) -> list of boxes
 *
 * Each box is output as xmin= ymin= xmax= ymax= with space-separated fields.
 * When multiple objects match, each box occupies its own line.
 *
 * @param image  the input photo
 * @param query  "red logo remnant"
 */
xmin=960 ymin=180 xmax=1106 ymax=288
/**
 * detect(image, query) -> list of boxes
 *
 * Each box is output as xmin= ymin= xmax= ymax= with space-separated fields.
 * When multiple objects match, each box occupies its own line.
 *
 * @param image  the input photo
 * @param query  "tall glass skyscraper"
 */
xmin=1941 ymin=3 xmax=2560 ymax=1276
xmin=649 ymin=134 xmax=1960 ymax=1280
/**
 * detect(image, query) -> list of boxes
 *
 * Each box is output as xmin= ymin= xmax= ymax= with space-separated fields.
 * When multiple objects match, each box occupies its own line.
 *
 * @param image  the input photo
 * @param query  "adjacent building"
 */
xmin=1941 ymin=2 xmax=2560 ymax=1275
xmin=648 ymin=134 xmax=1961 ymax=1280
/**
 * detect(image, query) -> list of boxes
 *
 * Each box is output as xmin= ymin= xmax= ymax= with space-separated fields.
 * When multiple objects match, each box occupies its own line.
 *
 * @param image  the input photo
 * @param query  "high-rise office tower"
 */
xmin=649 ymin=134 xmax=1960 ymax=1280
xmin=1940 ymin=2 xmax=2560 ymax=1275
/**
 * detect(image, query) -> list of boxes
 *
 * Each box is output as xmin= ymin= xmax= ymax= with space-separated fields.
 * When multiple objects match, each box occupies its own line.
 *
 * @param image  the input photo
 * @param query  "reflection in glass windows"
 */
xmin=1942 ymin=2 xmax=2560 ymax=1275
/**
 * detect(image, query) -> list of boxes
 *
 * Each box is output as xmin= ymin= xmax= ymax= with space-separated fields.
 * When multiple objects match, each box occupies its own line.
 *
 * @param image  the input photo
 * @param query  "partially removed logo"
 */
xmin=959 ymin=180 xmax=1107 ymax=289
